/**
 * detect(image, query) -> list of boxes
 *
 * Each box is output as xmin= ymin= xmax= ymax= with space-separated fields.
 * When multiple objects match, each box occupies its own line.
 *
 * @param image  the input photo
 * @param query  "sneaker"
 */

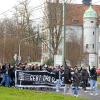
xmin=84 ymin=91 xmax=88 ymax=93
xmin=56 ymin=90 xmax=59 ymax=92
xmin=73 ymin=94 xmax=79 ymax=97
xmin=73 ymin=94 xmax=76 ymax=97
xmin=95 ymin=93 xmax=98 ymax=96
xmin=90 ymin=93 xmax=93 ymax=95
xmin=75 ymin=95 xmax=79 ymax=97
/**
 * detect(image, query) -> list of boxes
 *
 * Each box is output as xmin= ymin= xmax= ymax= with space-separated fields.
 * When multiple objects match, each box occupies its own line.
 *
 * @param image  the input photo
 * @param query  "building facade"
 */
xmin=83 ymin=5 xmax=98 ymax=68
xmin=41 ymin=1 xmax=100 ymax=66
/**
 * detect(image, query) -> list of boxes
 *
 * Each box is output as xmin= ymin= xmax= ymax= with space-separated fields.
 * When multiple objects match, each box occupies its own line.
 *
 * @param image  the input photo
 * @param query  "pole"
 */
xmin=62 ymin=0 xmax=66 ymax=66
xmin=62 ymin=1 xmax=68 ymax=94
xmin=18 ymin=41 xmax=21 ymax=62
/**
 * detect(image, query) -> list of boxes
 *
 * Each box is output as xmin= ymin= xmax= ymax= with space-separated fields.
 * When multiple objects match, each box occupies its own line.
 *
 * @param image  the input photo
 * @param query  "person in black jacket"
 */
xmin=89 ymin=66 xmax=98 ymax=95
xmin=64 ymin=62 xmax=71 ymax=94
xmin=0 ymin=64 xmax=9 ymax=86
xmin=8 ymin=65 xmax=15 ymax=86
xmin=54 ymin=66 xmax=61 ymax=92
xmin=71 ymin=69 xmax=80 ymax=97
xmin=80 ymin=67 xmax=89 ymax=91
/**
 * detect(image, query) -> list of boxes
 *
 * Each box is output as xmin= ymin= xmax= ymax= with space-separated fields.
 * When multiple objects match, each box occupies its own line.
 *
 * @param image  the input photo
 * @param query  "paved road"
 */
xmin=79 ymin=81 xmax=100 ymax=100
xmin=55 ymin=87 xmax=100 ymax=100
xmin=79 ymin=89 xmax=100 ymax=100
xmin=19 ymin=85 xmax=100 ymax=100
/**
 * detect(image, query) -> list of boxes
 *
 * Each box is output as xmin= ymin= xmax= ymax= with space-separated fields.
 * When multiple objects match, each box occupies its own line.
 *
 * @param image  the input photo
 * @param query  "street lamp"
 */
xmin=18 ymin=35 xmax=36 ymax=63
xmin=62 ymin=0 xmax=66 ymax=66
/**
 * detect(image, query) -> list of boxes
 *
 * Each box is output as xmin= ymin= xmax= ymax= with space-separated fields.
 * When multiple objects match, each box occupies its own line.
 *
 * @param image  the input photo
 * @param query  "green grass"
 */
xmin=97 ymin=77 xmax=100 ymax=88
xmin=97 ymin=77 xmax=100 ymax=82
xmin=0 ymin=87 xmax=88 ymax=100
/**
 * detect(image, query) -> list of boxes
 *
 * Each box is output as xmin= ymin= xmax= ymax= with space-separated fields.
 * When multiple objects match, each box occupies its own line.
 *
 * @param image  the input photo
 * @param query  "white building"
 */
xmin=41 ymin=2 xmax=100 ymax=66
xmin=83 ymin=5 xmax=98 ymax=68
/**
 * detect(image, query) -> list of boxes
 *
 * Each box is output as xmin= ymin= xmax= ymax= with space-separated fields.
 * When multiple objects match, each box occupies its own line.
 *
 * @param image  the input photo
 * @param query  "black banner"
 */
xmin=15 ymin=70 xmax=59 ymax=87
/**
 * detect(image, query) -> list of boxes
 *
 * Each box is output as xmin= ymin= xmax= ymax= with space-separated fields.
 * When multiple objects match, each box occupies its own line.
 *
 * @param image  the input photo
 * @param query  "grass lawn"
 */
xmin=0 ymin=87 xmax=88 ymax=100
xmin=97 ymin=77 xmax=100 ymax=88
xmin=97 ymin=77 xmax=100 ymax=82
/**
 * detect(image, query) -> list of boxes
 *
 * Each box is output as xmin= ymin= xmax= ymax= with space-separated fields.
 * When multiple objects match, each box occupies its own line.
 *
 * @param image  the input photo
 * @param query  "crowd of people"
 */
xmin=0 ymin=62 xmax=99 ymax=97
xmin=63 ymin=63 xmax=98 ymax=97
xmin=0 ymin=63 xmax=64 ymax=87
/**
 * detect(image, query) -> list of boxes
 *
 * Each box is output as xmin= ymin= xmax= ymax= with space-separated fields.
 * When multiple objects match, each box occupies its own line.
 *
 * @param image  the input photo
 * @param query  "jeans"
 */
xmin=90 ymin=79 xmax=98 ymax=94
xmin=71 ymin=85 xmax=79 ymax=96
xmin=56 ymin=79 xmax=61 ymax=92
xmin=0 ymin=73 xmax=11 ymax=86
xmin=82 ymin=80 xmax=88 ymax=90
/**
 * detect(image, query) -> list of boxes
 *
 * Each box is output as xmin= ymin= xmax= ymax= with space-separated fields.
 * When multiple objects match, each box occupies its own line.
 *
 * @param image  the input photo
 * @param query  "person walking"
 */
xmin=64 ymin=62 xmax=72 ymax=94
xmin=54 ymin=66 xmax=61 ymax=92
xmin=0 ymin=64 xmax=10 ymax=86
xmin=71 ymin=68 xmax=80 ymax=97
xmin=89 ymin=66 xmax=98 ymax=95
xmin=81 ymin=67 xmax=89 ymax=92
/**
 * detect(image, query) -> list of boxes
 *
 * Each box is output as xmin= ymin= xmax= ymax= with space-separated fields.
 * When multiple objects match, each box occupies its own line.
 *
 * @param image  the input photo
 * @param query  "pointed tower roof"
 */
xmin=83 ymin=5 xmax=97 ymax=18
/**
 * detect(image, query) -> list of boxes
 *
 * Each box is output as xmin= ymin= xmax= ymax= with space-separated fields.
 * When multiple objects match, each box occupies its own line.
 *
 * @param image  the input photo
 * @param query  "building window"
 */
xmin=93 ymin=44 xmax=94 ymax=48
xmin=91 ymin=21 xmax=94 ymax=23
xmin=72 ymin=19 xmax=79 ymax=24
xmin=93 ymin=32 xmax=94 ymax=35
xmin=99 ymin=57 xmax=100 ymax=64
xmin=86 ymin=44 xmax=88 ymax=48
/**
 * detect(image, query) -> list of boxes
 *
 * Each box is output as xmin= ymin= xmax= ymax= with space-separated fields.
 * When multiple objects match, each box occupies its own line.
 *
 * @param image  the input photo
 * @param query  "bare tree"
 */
xmin=66 ymin=31 xmax=84 ymax=67
xmin=13 ymin=0 xmax=33 ymax=37
xmin=13 ymin=0 xmax=42 ymax=62
xmin=45 ymin=1 xmax=63 ymax=56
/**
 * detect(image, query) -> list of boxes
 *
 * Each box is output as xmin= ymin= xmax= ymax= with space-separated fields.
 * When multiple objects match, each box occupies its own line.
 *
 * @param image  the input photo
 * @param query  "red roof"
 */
xmin=46 ymin=3 xmax=100 ymax=26
xmin=66 ymin=4 xmax=100 ymax=25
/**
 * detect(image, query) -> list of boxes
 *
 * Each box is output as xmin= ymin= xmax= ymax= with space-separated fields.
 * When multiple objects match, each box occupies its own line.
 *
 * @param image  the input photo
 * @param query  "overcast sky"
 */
xmin=0 ymin=0 xmax=43 ymax=13
xmin=0 ymin=0 xmax=100 ymax=20
xmin=0 ymin=0 xmax=100 ymax=13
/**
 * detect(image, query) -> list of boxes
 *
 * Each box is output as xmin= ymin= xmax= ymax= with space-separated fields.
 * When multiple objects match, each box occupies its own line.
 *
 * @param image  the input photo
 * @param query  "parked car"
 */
xmin=96 ymin=68 xmax=100 ymax=75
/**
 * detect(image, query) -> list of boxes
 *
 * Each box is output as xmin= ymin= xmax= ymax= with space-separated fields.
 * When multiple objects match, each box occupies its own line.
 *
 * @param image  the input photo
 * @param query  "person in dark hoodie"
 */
xmin=81 ymin=67 xmax=89 ymax=92
xmin=71 ymin=68 xmax=80 ymax=97
xmin=64 ymin=62 xmax=72 ymax=94
xmin=89 ymin=66 xmax=98 ymax=95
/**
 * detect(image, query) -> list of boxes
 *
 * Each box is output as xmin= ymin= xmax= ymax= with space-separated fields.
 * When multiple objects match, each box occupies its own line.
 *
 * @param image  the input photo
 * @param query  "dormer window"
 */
xmin=93 ymin=44 xmax=94 ymax=48
xmin=91 ymin=21 xmax=94 ymax=23
xmin=72 ymin=19 xmax=79 ymax=24
xmin=93 ymin=32 xmax=94 ymax=35
xmin=86 ymin=44 xmax=88 ymax=48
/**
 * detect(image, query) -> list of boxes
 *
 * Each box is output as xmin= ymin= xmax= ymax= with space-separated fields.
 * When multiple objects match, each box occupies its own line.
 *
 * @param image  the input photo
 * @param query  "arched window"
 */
xmin=93 ymin=44 xmax=94 ymax=49
xmin=91 ymin=21 xmax=94 ymax=23
xmin=86 ymin=44 xmax=88 ymax=48
xmin=93 ymin=32 xmax=94 ymax=35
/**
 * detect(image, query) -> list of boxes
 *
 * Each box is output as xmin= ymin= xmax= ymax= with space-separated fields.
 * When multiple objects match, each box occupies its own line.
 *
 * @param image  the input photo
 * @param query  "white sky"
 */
xmin=0 ymin=0 xmax=43 ymax=13
xmin=0 ymin=0 xmax=100 ymax=20
xmin=0 ymin=0 xmax=100 ymax=12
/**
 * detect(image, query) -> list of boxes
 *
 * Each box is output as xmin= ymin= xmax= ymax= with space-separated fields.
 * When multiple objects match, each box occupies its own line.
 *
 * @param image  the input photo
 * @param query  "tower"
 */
xmin=83 ymin=5 xmax=98 ymax=68
xmin=82 ymin=0 xmax=92 ymax=5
